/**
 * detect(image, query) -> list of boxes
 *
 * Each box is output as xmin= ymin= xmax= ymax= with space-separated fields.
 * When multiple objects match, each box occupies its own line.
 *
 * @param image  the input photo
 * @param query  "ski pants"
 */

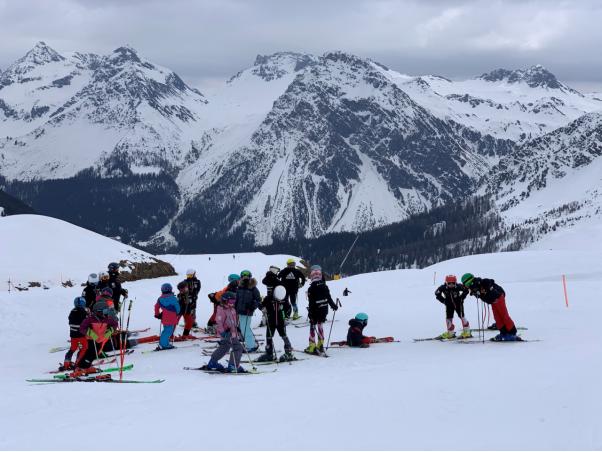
xmin=207 ymin=303 xmax=218 ymax=326
xmin=179 ymin=313 xmax=195 ymax=335
xmin=64 ymin=337 xmax=88 ymax=366
xmin=490 ymin=295 xmax=516 ymax=335
xmin=285 ymin=291 xmax=299 ymax=316
xmin=238 ymin=314 xmax=256 ymax=349
xmin=309 ymin=322 xmax=325 ymax=347
xmin=445 ymin=300 xmax=469 ymax=331
xmin=79 ymin=340 xmax=104 ymax=369
xmin=264 ymin=306 xmax=292 ymax=354
xmin=210 ymin=336 xmax=243 ymax=368
xmin=160 ymin=324 xmax=175 ymax=348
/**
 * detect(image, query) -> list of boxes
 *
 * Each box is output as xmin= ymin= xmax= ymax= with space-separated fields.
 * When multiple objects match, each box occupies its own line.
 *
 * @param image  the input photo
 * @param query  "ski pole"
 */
xmin=237 ymin=327 xmax=257 ymax=372
xmin=262 ymin=307 xmax=279 ymax=365
xmin=120 ymin=299 xmax=133 ymax=381
xmin=325 ymin=298 xmax=342 ymax=350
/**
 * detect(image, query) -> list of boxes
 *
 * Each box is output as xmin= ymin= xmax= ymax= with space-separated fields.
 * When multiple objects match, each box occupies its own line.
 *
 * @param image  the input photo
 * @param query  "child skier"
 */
xmin=235 ymin=270 xmax=261 ymax=352
xmin=257 ymin=285 xmax=295 ymax=362
xmin=60 ymin=297 xmax=90 ymax=370
xmin=77 ymin=303 xmax=118 ymax=370
xmin=435 ymin=275 xmax=471 ymax=339
xmin=204 ymin=291 xmax=246 ymax=373
xmin=259 ymin=265 xmax=281 ymax=327
xmin=207 ymin=274 xmax=239 ymax=334
xmin=305 ymin=265 xmax=338 ymax=355
xmin=461 ymin=273 xmax=518 ymax=341
xmin=107 ymin=262 xmax=128 ymax=312
xmin=177 ymin=281 xmax=194 ymax=337
xmin=183 ymin=268 xmax=201 ymax=328
xmin=154 ymin=283 xmax=180 ymax=350
xmin=346 ymin=313 xmax=376 ymax=347
xmin=278 ymin=258 xmax=306 ymax=320
xmin=82 ymin=273 xmax=99 ymax=308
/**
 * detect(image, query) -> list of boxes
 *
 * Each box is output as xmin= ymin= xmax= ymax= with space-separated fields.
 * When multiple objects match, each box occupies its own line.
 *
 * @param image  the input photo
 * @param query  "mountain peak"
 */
xmin=21 ymin=41 xmax=65 ymax=65
xmin=478 ymin=64 xmax=564 ymax=89
xmin=109 ymin=45 xmax=142 ymax=64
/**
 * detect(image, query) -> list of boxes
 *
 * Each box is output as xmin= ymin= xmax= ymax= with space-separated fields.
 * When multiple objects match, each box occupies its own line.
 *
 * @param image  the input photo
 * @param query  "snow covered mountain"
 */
xmin=380 ymin=64 xmax=602 ymax=143
xmin=1 ymin=42 xmax=600 ymax=251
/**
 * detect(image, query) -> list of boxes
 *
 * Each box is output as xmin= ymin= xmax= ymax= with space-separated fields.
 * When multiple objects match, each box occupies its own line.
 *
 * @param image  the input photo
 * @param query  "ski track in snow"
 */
xmin=1 ymin=229 xmax=602 ymax=449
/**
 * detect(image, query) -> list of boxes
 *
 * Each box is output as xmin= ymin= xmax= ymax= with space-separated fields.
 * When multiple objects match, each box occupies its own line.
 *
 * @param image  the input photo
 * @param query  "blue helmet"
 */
xmin=73 ymin=297 xmax=86 ymax=309
xmin=161 ymin=283 xmax=173 ymax=294
xmin=228 ymin=273 xmax=240 ymax=283
xmin=355 ymin=312 xmax=368 ymax=322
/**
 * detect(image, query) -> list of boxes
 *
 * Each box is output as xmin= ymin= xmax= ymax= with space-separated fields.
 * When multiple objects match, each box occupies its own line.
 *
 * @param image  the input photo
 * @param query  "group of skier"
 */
xmin=434 ymin=272 xmax=519 ymax=341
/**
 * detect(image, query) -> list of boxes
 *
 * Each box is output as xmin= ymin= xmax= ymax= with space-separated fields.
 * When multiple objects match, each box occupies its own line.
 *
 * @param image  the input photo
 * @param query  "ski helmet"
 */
xmin=161 ymin=283 xmax=173 ymax=294
xmin=177 ymin=281 xmax=187 ymax=291
xmin=240 ymin=270 xmax=252 ymax=279
xmin=221 ymin=291 xmax=236 ymax=305
xmin=99 ymin=271 xmax=110 ymax=281
xmin=310 ymin=264 xmax=322 ymax=272
xmin=73 ymin=296 xmax=86 ymax=309
xmin=273 ymin=285 xmax=287 ymax=301
xmin=461 ymin=273 xmax=475 ymax=287
xmin=310 ymin=268 xmax=322 ymax=282
xmin=88 ymin=273 xmax=99 ymax=285
xmin=445 ymin=275 xmax=457 ymax=284
xmin=108 ymin=262 xmax=119 ymax=272
xmin=269 ymin=265 xmax=280 ymax=275
xmin=286 ymin=258 xmax=295 ymax=266
xmin=101 ymin=287 xmax=113 ymax=297
xmin=228 ymin=273 xmax=240 ymax=283
xmin=186 ymin=268 xmax=196 ymax=278
xmin=355 ymin=312 xmax=368 ymax=322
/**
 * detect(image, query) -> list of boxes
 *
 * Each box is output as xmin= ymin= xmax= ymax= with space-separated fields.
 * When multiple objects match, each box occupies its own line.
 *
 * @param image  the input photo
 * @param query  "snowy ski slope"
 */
xmin=0 ymin=216 xmax=600 ymax=449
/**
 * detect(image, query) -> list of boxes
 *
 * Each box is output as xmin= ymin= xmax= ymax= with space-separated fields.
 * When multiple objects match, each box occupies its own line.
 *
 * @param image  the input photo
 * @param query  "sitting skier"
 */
xmin=154 ymin=283 xmax=180 ymax=350
xmin=461 ymin=273 xmax=518 ymax=341
xmin=61 ymin=297 xmax=90 ymax=371
xmin=435 ymin=275 xmax=471 ymax=339
xmin=346 ymin=313 xmax=375 ymax=347
xmin=204 ymin=291 xmax=247 ymax=373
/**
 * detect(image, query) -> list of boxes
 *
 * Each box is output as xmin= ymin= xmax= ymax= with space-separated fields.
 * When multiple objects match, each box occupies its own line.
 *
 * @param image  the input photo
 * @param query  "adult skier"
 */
xmin=60 ymin=297 xmax=89 ymax=370
xmin=107 ymin=262 xmax=128 ymax=312
xmin=204 ymin=291 xmax=246 ymax=373
xmin=82 ymin=273 xmax=99 ymax=309
xmin=461 ymin=273 xmax=518 ymax=341
xmin=435 ymin=275 xmax=471 ymax=339
xmin=154 ymin=283 xmax=180 ymax=350
xmin=257 ymin=285 xmax=294 ymax=362
xmin=182 ymin=268 xmax=201 ymax=328
xmin=278 ymin=258 xmax=306 ymax=320
xmin=235 ymin=270 xmax=261 ymax=352
xmin=305 ymin=265 xmax=338 ymax=355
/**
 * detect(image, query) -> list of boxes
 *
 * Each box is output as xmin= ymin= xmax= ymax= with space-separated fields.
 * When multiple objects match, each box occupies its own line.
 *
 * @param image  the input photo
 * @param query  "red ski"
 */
xmin=329 ymin=337 xmax=397 ymax=347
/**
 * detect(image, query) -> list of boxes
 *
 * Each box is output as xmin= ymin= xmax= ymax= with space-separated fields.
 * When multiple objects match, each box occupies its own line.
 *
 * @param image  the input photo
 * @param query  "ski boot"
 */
xmin=256 ymin=353 xmax=275 ymax=363
xmin=458 ymin=330 xmax=473 ymax=339
xmin=59 ymin=361 xmax=74 ymax=372
xmin=491 ymin=333 xmax=521 ymax=342
xmin=279 ymin=352 xmax=296 ymax=362
xmin=227 ymin=364 xmax=248 ymax=373
xmin=292 ymin=312 xmax=301 ymax=321
xmin=205 ymin=325 xmax=216 ymax=335
xmin=155 ymin=344 xmax=175 ymax=351
xmin=304 ymin=343 xmax=318 ymax=355
xmin=204 ymin=359 xmax=225 ymax=372
xmin=438 ymin=331 xmax=456 ymax=340
xmin=487 ymin=322 xmax=498 ymax=331
xmin=70 ymin=366 xmax=99 ymax=378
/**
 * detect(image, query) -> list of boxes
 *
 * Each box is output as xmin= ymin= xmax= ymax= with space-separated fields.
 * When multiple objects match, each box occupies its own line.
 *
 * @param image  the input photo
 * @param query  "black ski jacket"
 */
xmin=82 ymin=283 xmax=98 ymax=309
xmin=277 ymin=267 xmax=306 ymax=294
xmin=183 ymin=277 xmax=201 ymax=305
xmin=68 ymin=307 xmax=88 ymax=338
xmin=235 ymin=279 xmax=261 ymax=316
xmin=262 ymin=272 xmax=281 ymax=299
xmin=470 ymin=278 xmax=505 ymax=304
xmin=435 ymin=284 xmax=469 ymax=305
xmin=346 ymin=318 xmax=367 ymax=346
xmin=307 ymin=280 xmax=337 ymax=323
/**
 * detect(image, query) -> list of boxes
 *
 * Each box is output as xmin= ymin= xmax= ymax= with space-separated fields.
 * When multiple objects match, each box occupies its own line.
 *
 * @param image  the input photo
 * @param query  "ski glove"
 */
xmin=155 ymin=312 xmax=163 ymax=320
xmin=103 ymin=328 xmax=114 ymax=340
xmin=88 ymin=329 xmax=99 ymax=341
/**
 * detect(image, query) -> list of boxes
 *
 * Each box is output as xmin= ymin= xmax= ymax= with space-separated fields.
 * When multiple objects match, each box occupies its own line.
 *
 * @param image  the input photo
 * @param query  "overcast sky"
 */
xmin=1 ymin=0 xmax=601 ymax=91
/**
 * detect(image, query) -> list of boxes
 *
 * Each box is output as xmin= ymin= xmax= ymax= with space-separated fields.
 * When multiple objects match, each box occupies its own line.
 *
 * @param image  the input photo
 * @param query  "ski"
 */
xmin=183 ymin=366 xmax=277 ymax=375
xmin=413 ymin=335 xmax=459 ymax=342
xmin=329 ymin=337 xmax=397 ymax=347
xmin=141 ymin=343 xmax=200 ymax=354
xmin=97 ymin=349 xmax=135 ymax=360
xmin=293 ymin=319 xmax=339 ymax=328
xmin=296 ymin=349 xmax=329 ymax=358
xmin=470 ymin=327 xmax=528 ymax=332
xmin=48 ymin=356 xmax=119 ymax=373
xmin=456 ymin=338 xmax=541 ymax=344
xmin=53 ymin=363 xmax=134 ymax=379
xmin=27 ymin=375 xmax=164 ymax=384
xmin=243 ymin=357 xmax=306 ymax=365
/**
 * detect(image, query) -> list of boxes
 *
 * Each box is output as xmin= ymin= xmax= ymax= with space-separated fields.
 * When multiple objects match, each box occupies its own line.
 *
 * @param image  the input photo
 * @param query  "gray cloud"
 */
xmin=1 ymin=0 xmax=601 ymax=91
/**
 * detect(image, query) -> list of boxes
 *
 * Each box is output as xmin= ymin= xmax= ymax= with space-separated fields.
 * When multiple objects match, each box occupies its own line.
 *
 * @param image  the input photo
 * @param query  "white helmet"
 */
xmin=273 ymin=285 xmax=287 ymax=301
xmin=186 ymin=268 xmax=196 ymax=277
xmin=88 ymin=273 xmax=99 ymax=284
xmin=99 ymin=271 xmax=109 ymax=281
